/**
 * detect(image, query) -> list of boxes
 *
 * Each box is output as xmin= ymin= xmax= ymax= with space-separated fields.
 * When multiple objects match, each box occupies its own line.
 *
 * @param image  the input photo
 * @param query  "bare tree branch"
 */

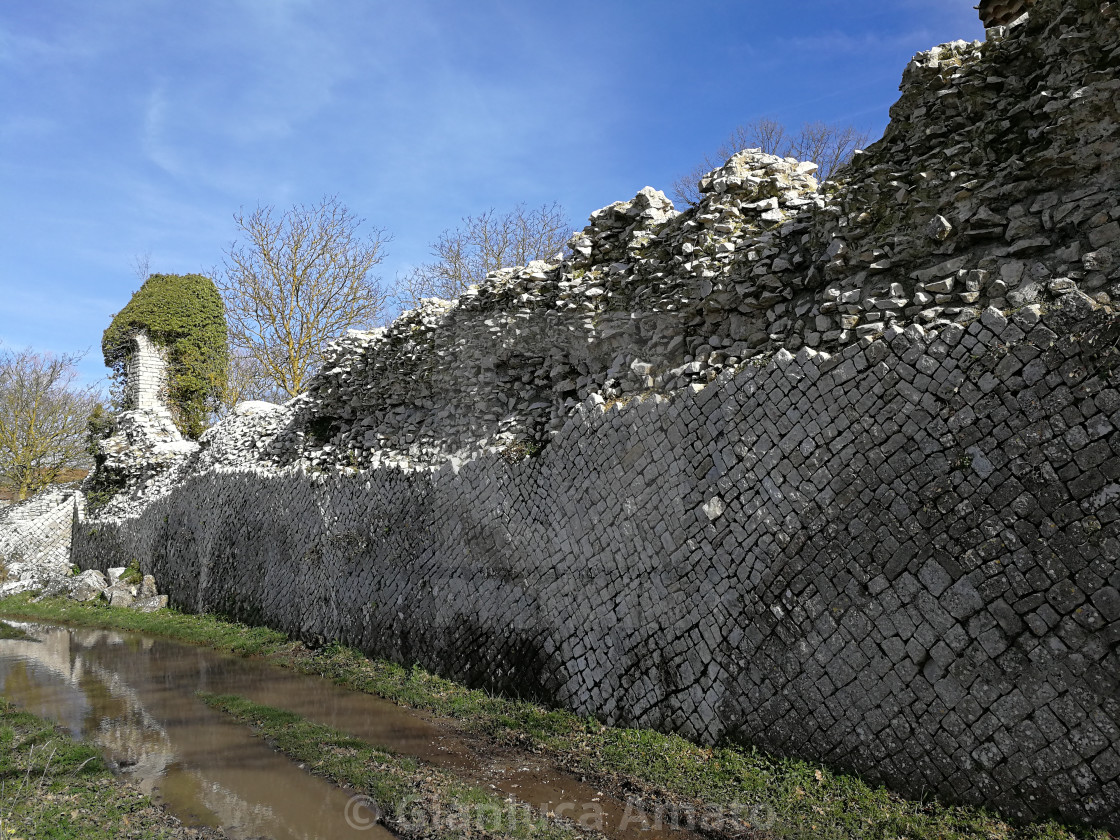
xmin=786 ymin=122 xmax=869 ymax=185
xmin=671 ymin=118 xmax=871 ymax=206
xmin=211 ymin=349 xmax=287 ymax=420
xmin=393 ymin=203 xmax=570 ymax=313
xmin=131 ymin=252 xmax=152 ymax=283
xmin=0 ymin=347 xmax=99 ymax=501
xmin=218 ymin=196 xmax=389 ymax=398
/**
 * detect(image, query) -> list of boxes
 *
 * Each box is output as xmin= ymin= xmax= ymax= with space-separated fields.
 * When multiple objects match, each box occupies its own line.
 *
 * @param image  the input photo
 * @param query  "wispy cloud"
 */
xmin=141 ymin=82 xmax=183 ymax=178
xmin=777 ymin=28 xmax=943 ymax=55
xmin=0 ymin=21 xmax=102 ymax=67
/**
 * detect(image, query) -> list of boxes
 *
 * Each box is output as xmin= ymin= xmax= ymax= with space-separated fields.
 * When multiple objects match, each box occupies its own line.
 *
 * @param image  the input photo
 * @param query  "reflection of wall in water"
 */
xmin=0 ymin=626 xmax=173 ymax=778
xmin=0 ymin=626 xmax=90 ymax=736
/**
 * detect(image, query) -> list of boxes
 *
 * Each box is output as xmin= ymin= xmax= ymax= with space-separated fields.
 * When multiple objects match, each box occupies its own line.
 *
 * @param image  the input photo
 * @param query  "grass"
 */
xmin=0 ymin=594 xmax=293 ymax=656
xmin=201 ymin=693 xmax=594 ymax=840
xmin=0 ymin=620 xmax=35 ymax=641
xmin=119 ymin=559 xmax=143 ymax=587
xmin=0 ymin=697 xmax=207 ymax=839
xmin=1 ymin=593 xmax=1114 ymax=840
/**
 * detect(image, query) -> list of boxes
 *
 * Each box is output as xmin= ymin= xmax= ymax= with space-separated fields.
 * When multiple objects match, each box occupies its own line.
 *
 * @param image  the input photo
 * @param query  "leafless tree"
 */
xmin=213 ymin=348 xmax=287 ymax=420
xmin=218 ymin=196 xmax=389 ymax=398
xmin=131 ymin=251 xmax=152 ymax=283
xmin=394 ymin=203 xmax=570 ymax=312
xmin=671 ymin=118 xmax=871 ymax=206
xmin=0 ymin=347 xmax=100 ymax=501
xmin=787 ymin=122 xmax=870 ymax=187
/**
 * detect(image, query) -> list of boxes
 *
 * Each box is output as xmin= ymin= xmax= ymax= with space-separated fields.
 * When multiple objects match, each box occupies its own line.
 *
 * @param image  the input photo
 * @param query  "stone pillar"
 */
xmin=126 ymin=331 xmax=170 ymax=412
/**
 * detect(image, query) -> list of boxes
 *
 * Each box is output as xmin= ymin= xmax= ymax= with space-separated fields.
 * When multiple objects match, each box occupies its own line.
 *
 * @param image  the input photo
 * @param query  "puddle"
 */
xmin=0 ymin=622 xmax=702 ymax=840
xmin=0 ymin=623 xmax=392 ymax=839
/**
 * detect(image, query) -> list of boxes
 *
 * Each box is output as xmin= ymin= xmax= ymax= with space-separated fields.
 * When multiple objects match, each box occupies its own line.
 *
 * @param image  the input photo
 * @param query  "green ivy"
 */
xmin=85 ymin=403 xmax=114 ymax=462
xmin=102 ymin=273 xmax=228 ymax=438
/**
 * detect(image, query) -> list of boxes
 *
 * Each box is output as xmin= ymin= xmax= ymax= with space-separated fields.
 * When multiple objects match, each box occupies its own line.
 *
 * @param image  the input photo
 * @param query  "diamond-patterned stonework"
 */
xmin=70 ymin=0 xmax=1120 ymax=830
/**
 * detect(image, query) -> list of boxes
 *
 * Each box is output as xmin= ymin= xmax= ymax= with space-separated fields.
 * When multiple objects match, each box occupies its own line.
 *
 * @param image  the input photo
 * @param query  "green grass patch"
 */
xmin=120 ymin=559 xmax=143 ymax=587
xmin=0 ymin=593 xmax=293 ymax=658
xmin=2 ymin=594 xmax=1112 ymax=840
xmin=200 ymin=692 xmax=591 ymax=840
xmin=0 ymin=620 xmax=35 ymax=641
xmin=0 ymin=697 xmax=203 ymax=839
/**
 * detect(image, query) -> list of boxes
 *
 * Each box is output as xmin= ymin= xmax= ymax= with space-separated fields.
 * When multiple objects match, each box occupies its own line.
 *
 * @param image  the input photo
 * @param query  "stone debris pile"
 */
xmin=36 ymin=566 xmax=169 ymax=612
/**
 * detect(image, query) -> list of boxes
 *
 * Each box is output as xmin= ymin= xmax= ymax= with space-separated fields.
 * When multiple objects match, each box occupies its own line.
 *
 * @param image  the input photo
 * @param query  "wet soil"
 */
xmin=0 ymin=621 xmax=703 ymax=840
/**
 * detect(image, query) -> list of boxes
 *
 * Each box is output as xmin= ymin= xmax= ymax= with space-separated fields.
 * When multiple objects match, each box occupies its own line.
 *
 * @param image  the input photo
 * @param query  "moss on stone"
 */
xmin=102 ymin=273 xmax=228 ymax=438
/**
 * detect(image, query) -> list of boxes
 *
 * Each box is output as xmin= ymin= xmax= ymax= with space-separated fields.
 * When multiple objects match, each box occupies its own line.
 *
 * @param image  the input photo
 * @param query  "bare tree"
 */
xmin=131 ymin=251 xmax=152 ymax=283
xmin=213 ymin=348 xmax=287 ymax=420
xmin=787 ymin=122 xmax=870 ymax=187
xmin=394 ymin=203 xmax=570 ymax=312
xmin=0 ymin=347 xmax=100 ymax=501
xmin=219 ymin=196 xmax=389 ymax=398
xmin=722 ymin=117 xmax=789 ymax=159
xmin=671 ymin=118 xmax=871 ymax=206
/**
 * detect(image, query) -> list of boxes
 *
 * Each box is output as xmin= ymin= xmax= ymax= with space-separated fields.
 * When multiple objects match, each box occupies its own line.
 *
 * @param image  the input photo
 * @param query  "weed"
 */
xmin=501 ymin=439 xmax=542 ymax=463
xmin=121 ymin=558 xmax=143 ymax=585
xmin=201 ymin=693 xmax=584 ymax=840
xmin=0 ymin=697 xmax=198 ymax=838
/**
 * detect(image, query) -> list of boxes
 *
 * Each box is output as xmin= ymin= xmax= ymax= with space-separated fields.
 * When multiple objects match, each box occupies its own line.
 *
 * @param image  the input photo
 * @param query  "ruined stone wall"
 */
xmin=76 ymin=296 xmax=1120 ymax=828
xmin=145 ymin=0 xmax=1116 ymax=485
xmin=0 ymin=487 xmax=83 ymax=596
xmin=73 ymin=0 xmax=1120 ymax=830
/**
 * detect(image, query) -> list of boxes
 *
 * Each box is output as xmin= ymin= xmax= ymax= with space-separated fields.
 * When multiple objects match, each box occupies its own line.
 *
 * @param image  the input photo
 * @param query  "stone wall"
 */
xmin=0 ymin=487 xmax=83 ymax=596
xmin=76 ymin=293 xmax=1120 ymax=828
xmin=73 ymin=0 xmax=1120 ymax=830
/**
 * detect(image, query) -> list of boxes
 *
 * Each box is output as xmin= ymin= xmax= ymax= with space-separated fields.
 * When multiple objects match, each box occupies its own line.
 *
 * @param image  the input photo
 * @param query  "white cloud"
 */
xmin=141 ymin=82 xmax=185 ymax=178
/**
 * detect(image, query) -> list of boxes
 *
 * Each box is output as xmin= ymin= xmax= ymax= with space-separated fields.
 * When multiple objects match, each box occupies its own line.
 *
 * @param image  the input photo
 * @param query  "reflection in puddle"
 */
xmin=0 ymin=621 xmax=700 ymax=840
xmin=0 ymin=623 xmax=390 ymax=840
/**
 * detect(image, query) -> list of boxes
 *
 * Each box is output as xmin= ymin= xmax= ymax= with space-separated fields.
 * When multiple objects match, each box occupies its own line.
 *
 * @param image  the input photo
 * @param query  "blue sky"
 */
xmin=0 ymin=0 xmax=984 ymax=388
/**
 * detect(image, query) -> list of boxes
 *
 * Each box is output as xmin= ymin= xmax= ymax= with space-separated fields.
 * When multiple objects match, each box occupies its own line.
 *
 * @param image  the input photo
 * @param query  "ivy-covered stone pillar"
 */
xmin=101 ymin=273 xmax=229 ymax=439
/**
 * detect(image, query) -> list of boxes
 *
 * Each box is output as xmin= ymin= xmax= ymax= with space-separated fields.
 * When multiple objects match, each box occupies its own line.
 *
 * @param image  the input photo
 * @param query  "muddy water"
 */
xmin=0 ymin=623 xmax=393 ymax=839
xmin=0 ymin=622 xmax=700 ymax=840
